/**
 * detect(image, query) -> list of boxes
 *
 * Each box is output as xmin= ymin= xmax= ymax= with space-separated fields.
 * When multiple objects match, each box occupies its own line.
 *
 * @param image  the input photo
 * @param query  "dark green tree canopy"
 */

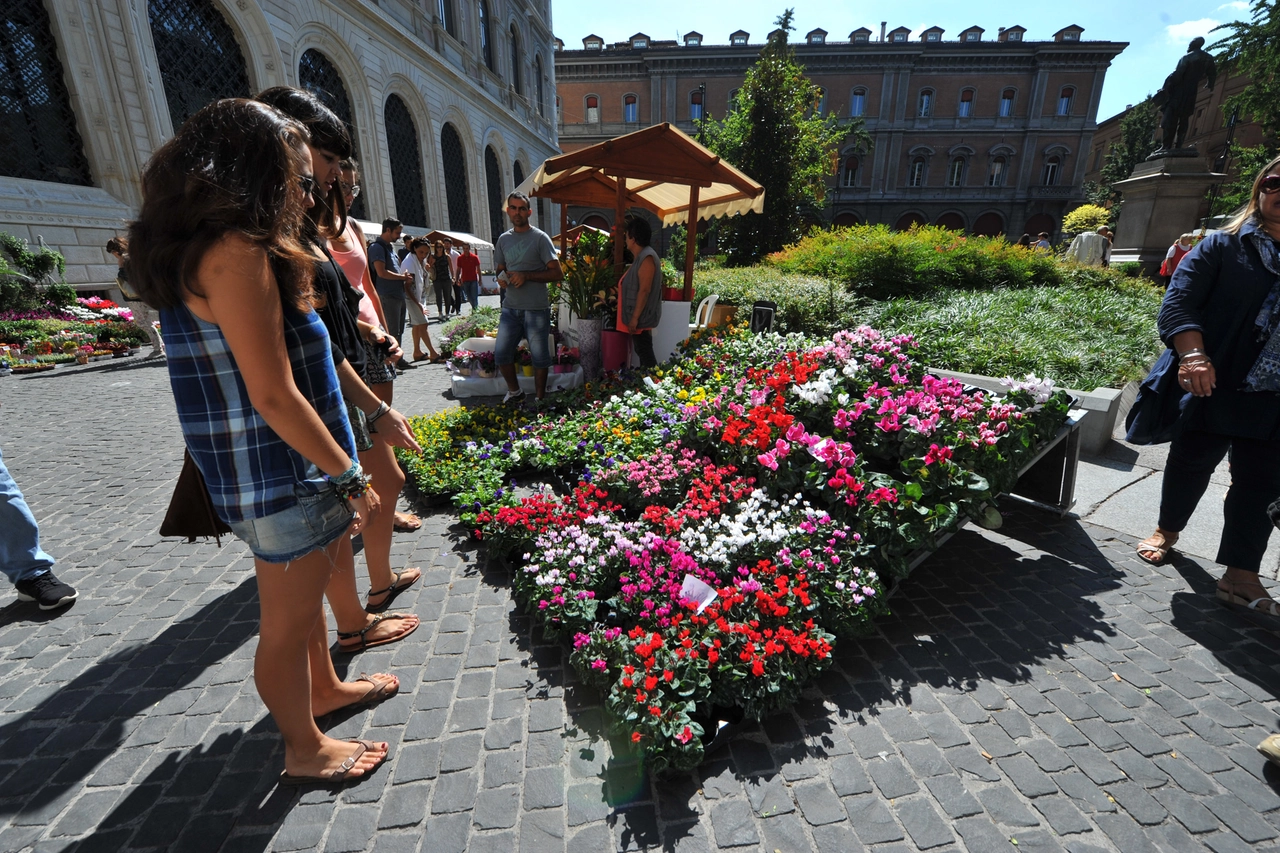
xmin=1211 ymin=0 xmax=1280 ymax=138
xmin=701 ymin=9 xmax=869 ymax=264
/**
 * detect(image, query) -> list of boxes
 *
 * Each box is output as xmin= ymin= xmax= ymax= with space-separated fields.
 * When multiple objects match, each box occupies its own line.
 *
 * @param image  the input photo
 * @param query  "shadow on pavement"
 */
xmin=0 ymin=577 xmax=293 ymax=846
xmin=481 ymin=502 xmax=1125 ymax=847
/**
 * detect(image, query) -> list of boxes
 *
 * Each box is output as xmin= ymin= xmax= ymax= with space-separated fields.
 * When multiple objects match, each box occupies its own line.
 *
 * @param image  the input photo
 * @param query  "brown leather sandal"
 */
xmin=315 ymin=673 xmax=399 ymax=719
xmin=336 ymin=612 xmax=418 ymax=653
xmin=278 ymin=739 xmax=387 ymax=787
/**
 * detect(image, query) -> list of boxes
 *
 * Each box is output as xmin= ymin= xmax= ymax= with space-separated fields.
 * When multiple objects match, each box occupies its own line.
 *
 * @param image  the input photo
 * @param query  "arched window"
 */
xmin=814 ymin=87 xmax=826 ymax=115
xmin=1057 ymin=86 xmax=1074 ymax=116
xmin=690 ymin=90 xmax=703 ymax=121
xmin=999 ymin=88 xmax=1015 ymax=118
xmin=958 ymin=89 xmax=974 ymax=118
xmin=298 ymin=49 xmax=364 ymax=218
xmin=513 ymin=160 xmax=525 ymax=188
xmin=850 ymin=87 xmax=866 ymax=117
xmin=535 ymin=55 xmax=545 ymax=117
xmin=842 ymin=156 xmax=859 ymax=188
xmin=988 ymin=156 xmax=1007 ymax=187
xmin=935 ymin=212 xmax=965 ymax=231
xmin=585 ymin=95 xmax=599 ymax=123
xmin=485 ymin=146 xmax=505 ymax=242
xmin=384 ymin=95 xmax=427 ymax=227
xmin=438 ymin=0 xmax=457 ymax=37
xmin=509 ymin=25 xmax=522 ymax=95
xmin=728 ymin=89 xmax=740 ymax=112
xmin=149 ymin=0 xmax=251 ymax=131
xmin=2 ymin=0 xmax=92 ymax=185
xmin=1042 ymin=155 xmax=1061 ymax=185
xmin=555 ymin=95 xmax=562 ymax=124
xmin=894 ymin=212 xmax=927 ymax=230
xmin=440 ymin=123 xmax=472 ymax=232
xmin=917 ymin=89 xmax=934 ymax=118
xmin=908 ymin=157 xmax=926 ymax=187
xmin=624 ymin=94 xmax=638 ymax=123
xmin=947 ymin=157 xmax=965 ymax=187
xmin=477 ymin=0 xmax=494 ymax=72
xmin=973 ymin=212 xmax=1004 ymax=237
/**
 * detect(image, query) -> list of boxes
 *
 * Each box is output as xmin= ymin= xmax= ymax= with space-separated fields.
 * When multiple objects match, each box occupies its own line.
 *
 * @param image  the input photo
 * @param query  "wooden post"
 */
xmin=683 ymin=184 xmax=700 ymax=301
xmin=559 ymin=201 xmax=568 ymax=258
xmin=614 ymin=175 xmax=627 ymax=267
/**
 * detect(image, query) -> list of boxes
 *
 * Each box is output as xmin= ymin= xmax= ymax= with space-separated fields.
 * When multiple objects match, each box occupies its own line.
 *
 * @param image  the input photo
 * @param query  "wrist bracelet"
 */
xmin=1178 ymin=348 xmax=1206 ymax=359
xmin=365 ymin=400 xmax=390 ymax=424
xmin=331 ymin=460 xmax=362 ymax=488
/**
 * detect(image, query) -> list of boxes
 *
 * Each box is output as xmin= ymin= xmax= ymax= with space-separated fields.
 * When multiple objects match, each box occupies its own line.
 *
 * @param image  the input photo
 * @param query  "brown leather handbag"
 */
xmin=159 ymin=450 xmax=231 ymax=545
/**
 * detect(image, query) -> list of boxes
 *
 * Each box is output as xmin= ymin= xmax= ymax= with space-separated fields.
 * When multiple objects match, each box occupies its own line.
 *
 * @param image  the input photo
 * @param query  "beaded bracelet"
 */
xmin=333 ymin=470 xmax=373 ymax=508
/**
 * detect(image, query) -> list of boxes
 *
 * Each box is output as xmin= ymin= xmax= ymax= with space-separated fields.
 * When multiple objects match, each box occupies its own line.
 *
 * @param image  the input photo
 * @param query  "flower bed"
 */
xmin=400 ymin=324 xmax=1071 ymax=771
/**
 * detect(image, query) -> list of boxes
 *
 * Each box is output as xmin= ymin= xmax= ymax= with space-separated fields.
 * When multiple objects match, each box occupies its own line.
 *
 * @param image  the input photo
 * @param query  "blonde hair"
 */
xmin=1225 ymin=154 xmax=1280 ymax=234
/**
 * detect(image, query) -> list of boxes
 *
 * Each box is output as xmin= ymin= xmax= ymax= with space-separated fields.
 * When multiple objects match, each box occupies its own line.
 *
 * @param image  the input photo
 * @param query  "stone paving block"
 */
xmin=1093 ymin=811 xmax=1162 ymax=853
xmin=1075 ymin=719 xmax=1126 ymax=752
xmin=1202 ymin=794 xmax=1279 ymax=843
xmin=895 ymin=797 xmax=954 ymax=849
xmin=709 ymin=800 xmax=759 ymax=848
xmin=843 ymin=793 xmax=904 ymax=844
xmin=759 ymin=811 xmax=811 ymax=853
xmin=810 ymin=822 xmax=867 ymax=853
xmin=918 ymin=713 xmax=970 ymax=749
xmin=792 ymin=779 xmax=846 ymax=826
xmin=1151 ymin=786 xmax=1221 ymax=834
xmin=954 ymin=815 xmax=1016 ymax=852
xmin=473 ymin=786 xmax=520 ymax=829
xmin=998 ymin=754 xmax=1059 ymax=798
xmin=744 ymin=775 xmax=794 ymax=817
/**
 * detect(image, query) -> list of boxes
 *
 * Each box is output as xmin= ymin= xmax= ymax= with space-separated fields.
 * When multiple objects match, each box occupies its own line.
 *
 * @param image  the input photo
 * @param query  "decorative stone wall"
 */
xmin=1 ymin=0 xmax=560 ymax=291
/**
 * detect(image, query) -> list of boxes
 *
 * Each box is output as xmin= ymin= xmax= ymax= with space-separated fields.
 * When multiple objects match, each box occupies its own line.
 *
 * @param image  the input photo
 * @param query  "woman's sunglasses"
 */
xmin=1259 ymin=174 xmax=1280 ymax=195
xmin=298 ymin=175 xmax=319 ymax=197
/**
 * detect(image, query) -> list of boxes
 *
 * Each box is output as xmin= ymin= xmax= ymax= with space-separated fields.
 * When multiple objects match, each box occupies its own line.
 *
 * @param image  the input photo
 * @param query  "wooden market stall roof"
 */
xmin=518 ymin=123 xmax=765 ymax=298
xmin=550 ymin=224 xmax=610 ymax=245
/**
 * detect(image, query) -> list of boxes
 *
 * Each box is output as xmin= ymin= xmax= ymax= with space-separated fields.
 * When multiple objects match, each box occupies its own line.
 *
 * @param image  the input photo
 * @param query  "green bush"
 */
xmin=0 ymin=319 xmax=145 ymax=346
xmin=0 ymin=232 xmax=70 ymax=313
xmin=692 ymin=266 xmax=864 ymax=336
xmin=762 ymin=224 xmax=1144 ymax=300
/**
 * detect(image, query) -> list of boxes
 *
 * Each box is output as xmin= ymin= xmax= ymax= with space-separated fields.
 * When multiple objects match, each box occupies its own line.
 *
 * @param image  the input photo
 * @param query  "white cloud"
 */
xmin=1166 ymin=18 xmax=1221 ymax=43
xmin=1216 ymin=1 xmax=1249 ymax=11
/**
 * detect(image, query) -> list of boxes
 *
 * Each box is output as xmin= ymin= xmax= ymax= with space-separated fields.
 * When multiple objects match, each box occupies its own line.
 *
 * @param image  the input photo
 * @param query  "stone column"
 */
xmin=1111 ymin=155 xmax=1224 ymax=270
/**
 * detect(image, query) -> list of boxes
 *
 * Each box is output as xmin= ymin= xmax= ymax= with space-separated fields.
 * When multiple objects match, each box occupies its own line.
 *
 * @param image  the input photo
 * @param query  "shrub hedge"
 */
xmin=691 ymin=225 xmax=1164 ymax=389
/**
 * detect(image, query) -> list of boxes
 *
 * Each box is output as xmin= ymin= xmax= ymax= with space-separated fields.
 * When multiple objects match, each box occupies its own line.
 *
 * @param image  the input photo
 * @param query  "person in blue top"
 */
xmin=127 ymin=99 xmax=393 ymax=786
xmin=1136 ymin=155 xmax=1280 ymax=622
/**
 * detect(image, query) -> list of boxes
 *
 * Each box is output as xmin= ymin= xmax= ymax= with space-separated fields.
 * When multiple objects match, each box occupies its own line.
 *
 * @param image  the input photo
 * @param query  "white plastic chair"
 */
xmin=690 ymin=294 xmax=718 ymax=333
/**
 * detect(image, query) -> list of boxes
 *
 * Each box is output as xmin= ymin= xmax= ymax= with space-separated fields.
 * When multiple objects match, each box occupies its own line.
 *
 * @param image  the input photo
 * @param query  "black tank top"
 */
xmin=311 ymin=241 xmax=367 ymax=380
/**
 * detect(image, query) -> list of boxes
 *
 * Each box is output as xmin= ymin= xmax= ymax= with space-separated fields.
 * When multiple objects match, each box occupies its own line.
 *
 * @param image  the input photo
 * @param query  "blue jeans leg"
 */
xmin=462 ymin=280 xmax=479 ymax=311
xmin=0 ymin=445 xmax=55 ymax=585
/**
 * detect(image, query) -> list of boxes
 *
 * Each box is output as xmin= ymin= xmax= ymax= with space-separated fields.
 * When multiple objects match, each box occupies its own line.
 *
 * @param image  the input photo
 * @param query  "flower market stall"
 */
xmin=400 ymin=324 xmax=1075 ymax=772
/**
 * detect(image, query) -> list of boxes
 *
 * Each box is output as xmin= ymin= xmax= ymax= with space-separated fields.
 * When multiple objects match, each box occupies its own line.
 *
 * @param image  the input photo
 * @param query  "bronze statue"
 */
xmin=1151 ymin=37 xmax=1217 ymax=155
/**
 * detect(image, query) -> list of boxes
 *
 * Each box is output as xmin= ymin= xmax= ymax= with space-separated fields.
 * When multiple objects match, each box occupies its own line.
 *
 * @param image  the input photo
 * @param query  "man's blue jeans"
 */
xmin=0 ymin=444 xmax=55 ymax=585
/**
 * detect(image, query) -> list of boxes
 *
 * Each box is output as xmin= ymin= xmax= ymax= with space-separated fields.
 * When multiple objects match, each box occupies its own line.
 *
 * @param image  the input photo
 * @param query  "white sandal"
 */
xmin=1216 ymin=581 xmax=1280 ymax=617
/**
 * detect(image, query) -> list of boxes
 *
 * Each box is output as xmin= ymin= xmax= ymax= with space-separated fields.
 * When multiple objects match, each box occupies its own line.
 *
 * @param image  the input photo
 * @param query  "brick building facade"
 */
xmin=553 ymin=24 xmax=1126 ymax=241
xmin=1 ymin=0 xmax=559 ymax=292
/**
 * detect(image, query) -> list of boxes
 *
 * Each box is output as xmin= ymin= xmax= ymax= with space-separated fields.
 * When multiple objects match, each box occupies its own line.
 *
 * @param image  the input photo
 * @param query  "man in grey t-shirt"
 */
xmin=493 ymin=191 xmax=561 ymax=406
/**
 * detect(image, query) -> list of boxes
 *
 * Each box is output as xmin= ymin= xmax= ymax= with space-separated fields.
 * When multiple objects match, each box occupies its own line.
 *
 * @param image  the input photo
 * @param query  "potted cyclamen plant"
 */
xmin=473 ymin=350 xmax=497 ymax=378
xmin=450 ymin=349 xmax=475 ymax=376
xmin=555 ymin=346 xmax=580 ymax=374
xmin=518 ymin=347 xmax=534 ymax=377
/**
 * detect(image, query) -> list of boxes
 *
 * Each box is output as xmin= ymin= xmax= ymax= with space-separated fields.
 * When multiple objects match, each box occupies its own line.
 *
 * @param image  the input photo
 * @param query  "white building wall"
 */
xmin=0 ymin=0 xmax=559 ymax=291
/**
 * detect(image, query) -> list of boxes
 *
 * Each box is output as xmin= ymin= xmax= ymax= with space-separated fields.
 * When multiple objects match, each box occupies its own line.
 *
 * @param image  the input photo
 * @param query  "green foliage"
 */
xmin=0 ymin=231 xmax=70 ymax=313
xmin=1211 ymin=0 xmax=1280 ymax=138
xmin=690 ymin=224 xmax=1164 ymax=388
xmin=1208 ymin=142 xmax=1279 ymax=218
xmin=1094 ymin=99 xmax=1160 ymax=219
xmin=1062 ymin=204 xmax=1112 ymax=238
xmin=560 ymin=230 xmax=618 ymax=319
xmin=701 ymin=10 xmax=867 ymax=265
xmin=438 ymin=307 xmax=501 ymax=353
xmin=666 ymin=223 xmax=687 ymax=267
xmin=0 ymin=318 xmax=145 ymax=346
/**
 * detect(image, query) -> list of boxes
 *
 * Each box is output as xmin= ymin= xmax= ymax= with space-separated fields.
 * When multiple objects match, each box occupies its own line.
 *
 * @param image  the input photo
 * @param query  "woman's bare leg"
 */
xmin=254 ymin=540 xmax=387 ymax=778
xmin=361 ymin=379 xmax=421 ymax=606
xmin=323 ymin=530 xmax=419 ymax=646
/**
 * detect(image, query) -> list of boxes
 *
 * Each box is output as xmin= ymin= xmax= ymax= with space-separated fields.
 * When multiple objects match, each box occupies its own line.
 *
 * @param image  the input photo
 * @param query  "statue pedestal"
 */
xmin=1111 ymin=156 xmax=1224 ymax=271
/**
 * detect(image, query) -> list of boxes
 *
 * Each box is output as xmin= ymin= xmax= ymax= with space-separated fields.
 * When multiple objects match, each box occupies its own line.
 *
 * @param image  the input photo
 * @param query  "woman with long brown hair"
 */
xmin=1135 ymin=154 xmax=1280 ymax=621
xmin=254 ymin=87 xmax=426 ymax=646
xmin=127 ymin=98 xmax=389 ymax=784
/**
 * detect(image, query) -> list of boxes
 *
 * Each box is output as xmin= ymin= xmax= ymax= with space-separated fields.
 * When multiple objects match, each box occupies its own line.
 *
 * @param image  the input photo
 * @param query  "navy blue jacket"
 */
xmin=1158 ymin=218 xmax=1280 ymax=439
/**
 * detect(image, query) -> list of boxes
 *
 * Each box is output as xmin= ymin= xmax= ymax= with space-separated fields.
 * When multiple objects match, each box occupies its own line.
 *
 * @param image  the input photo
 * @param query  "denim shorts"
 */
xmin=226 ymin=485 xmax=353 ymax=564
xmin=495 ymin=307 xmax=553 ymax=369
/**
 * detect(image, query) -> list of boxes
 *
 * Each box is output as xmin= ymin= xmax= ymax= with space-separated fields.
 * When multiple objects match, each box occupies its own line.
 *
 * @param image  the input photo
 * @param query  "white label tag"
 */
xmin=680 ymin=575 xmax=718 ymax=614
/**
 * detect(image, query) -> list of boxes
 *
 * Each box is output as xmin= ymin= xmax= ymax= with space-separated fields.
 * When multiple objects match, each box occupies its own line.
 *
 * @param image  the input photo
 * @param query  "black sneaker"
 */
xmin=15 ymin=572 xmax=78 ymax=610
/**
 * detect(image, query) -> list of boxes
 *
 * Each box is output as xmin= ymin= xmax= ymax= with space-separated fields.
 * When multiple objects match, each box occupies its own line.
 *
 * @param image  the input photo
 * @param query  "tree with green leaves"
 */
xmin=1211 ymin=0 xmax=1280 ymax=139
xmin=1207 ymin=142 xmax=1278 ymax=218
xmin=1092 ymin=98 xmax=1161 ymax=221
xmin=700 ymin=10 xmax=868 ymax=265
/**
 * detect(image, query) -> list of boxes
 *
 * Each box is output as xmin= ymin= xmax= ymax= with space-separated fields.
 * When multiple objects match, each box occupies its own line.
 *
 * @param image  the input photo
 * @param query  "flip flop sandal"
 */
xmin=336 ymin=612 xmax=418 ymax=654
xmin=1215 ymin=582 xmax=1280 ymax=617
xmin=316 ymin=673 xmax=399 ymax=719
xmin=392 ymin=513 xmax=422 ymax=532
xmin=1258 ymin=734 xmax=1280 ymax=768
xmin=1136 ymin=534 xmax=1177 ymax=565
xmin=278 ymin=739 xmax=387 ymax=787
xmin=365 ymin=568 xmax=421 ymax=613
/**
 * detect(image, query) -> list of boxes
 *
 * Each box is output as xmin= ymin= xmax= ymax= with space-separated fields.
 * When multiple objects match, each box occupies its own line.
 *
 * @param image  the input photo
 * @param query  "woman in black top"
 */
xmin=432 ymin=242 xmax=452 ymax=319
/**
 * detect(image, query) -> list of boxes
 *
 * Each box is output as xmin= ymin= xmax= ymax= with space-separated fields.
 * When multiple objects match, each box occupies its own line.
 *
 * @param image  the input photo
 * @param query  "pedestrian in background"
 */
xmin=1160 ymin=233 xmax=1195 ymax=288
xmin=0 ymin=434 xmax=77 ymax=610
xmin=431 ymin=241 xmax=452 ymax=320
xmin=367 ymin=217 xmax=416 ymax=372
xmin=405 ymin=238 xmax=442 ymax=362
xmin=494 ymin=191 xmax=561 ymax=406
xmin=456 ymin=242 xmax=482 ymax=313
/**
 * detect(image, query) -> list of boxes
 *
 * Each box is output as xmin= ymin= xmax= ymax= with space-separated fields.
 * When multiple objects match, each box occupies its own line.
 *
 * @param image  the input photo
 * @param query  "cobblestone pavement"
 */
xmin=0 ymin=355 xmax=1277 ymax=853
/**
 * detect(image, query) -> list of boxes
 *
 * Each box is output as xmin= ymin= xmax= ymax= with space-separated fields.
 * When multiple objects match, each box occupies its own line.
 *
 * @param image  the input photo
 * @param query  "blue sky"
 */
xmin=549 ymin=0 xmax=1253 ymax=121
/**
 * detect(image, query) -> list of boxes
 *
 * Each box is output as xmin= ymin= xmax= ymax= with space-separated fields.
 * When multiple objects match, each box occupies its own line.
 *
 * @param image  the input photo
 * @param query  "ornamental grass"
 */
xmin=398 ymin=323 xmax=1071 ymax=772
